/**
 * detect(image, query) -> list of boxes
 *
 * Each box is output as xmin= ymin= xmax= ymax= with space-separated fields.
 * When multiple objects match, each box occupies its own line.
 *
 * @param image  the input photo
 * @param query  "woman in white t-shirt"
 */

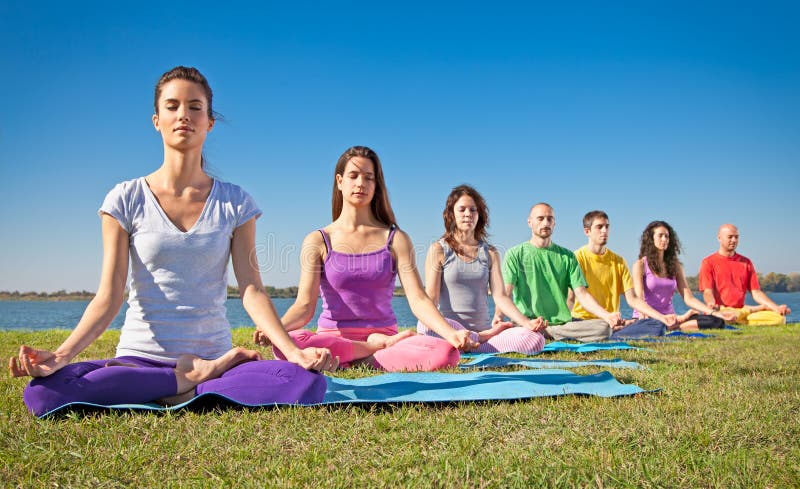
xmin=10 ymin=66 xmax=337 ymax=417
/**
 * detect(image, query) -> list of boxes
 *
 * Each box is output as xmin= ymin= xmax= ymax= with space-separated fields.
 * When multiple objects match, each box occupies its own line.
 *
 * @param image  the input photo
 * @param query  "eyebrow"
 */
xmin=163 ymin=98 xmax=205 ymax=105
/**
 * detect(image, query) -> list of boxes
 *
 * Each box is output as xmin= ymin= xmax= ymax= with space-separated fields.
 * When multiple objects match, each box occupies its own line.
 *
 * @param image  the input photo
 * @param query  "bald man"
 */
xmin=698 ymin=224 xmax=791 ymax=325
xmin=499 ymin=203 xmax=624 ymax=342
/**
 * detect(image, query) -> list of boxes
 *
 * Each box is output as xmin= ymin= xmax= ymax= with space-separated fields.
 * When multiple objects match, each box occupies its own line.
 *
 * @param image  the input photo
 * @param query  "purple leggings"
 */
xmin=23 ymin=356 xmax=326 ymax=417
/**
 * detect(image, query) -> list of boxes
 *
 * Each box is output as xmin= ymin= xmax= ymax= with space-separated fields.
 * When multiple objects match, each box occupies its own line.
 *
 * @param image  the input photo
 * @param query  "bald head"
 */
xmin=529 ymin=202 xmax=553 ymax=215
xmin=717 ymin=223 xmax=739 ymax=256
xmin=527 ymin=203 xmax=555 ymax=244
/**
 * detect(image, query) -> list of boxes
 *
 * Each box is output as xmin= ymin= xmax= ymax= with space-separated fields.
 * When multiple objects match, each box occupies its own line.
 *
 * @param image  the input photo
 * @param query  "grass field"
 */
xmin=2 ymin=326 xmax=799 ymax=488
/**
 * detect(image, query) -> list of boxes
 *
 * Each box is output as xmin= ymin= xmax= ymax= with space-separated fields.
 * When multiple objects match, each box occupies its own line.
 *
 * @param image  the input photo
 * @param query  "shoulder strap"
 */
xmin=386 ymin=225 xmax=398 ymax=246
xmin=318 ymin=229 xmax=332 ymax=253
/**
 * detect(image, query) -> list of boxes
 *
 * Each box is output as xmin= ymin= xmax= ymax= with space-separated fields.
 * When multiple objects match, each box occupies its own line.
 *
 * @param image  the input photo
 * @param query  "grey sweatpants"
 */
xmin=545 ymin=319 xmax=612 ymax=343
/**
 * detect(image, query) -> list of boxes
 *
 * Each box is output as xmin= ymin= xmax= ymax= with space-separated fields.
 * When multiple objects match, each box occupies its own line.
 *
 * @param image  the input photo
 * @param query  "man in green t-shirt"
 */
xmin=498 ymin=203 xmax=624 ymax=342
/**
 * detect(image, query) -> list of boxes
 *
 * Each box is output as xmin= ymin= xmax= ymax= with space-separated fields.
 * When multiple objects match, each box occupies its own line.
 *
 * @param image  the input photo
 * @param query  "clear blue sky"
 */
xmin=1 ymin=1 xmax=798 ymax=292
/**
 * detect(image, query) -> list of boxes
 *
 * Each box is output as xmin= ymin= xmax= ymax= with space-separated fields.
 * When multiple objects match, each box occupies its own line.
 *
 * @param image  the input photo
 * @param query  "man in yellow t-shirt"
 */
xmin=569 ymin=211 xmax=678 ymax=338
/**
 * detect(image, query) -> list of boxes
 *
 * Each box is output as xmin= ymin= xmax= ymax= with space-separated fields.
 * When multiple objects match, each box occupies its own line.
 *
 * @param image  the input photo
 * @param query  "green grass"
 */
xmin=2 ymin=326 xmax=799 ymax=488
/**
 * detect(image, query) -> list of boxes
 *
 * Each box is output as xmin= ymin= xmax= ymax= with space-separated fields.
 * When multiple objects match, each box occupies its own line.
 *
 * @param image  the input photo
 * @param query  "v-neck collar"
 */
xmin=141 ymin=177 xmax=216 ymax=234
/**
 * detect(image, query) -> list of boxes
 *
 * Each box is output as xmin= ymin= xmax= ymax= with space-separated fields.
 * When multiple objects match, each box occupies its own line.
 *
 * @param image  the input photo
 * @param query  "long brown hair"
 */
xmin=331 ymin=146 xmax=397 ymax=227
xmin=441 ymin=184 xmax=489 ymax=254
xmin=639 ymin=220 xmax=682 ymax=278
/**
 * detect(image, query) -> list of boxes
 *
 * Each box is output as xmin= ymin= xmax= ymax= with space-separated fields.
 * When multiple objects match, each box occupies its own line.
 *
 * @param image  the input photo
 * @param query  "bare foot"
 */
xmin=171 ymin=347 xmax=261 ymax=398
xmin=367 ymin=330 xmax=416 ymax=349
xmin=678 ymin=310 xmax=699 ymax=323
xmin=178 ymin=347 xmax=261 ymax=385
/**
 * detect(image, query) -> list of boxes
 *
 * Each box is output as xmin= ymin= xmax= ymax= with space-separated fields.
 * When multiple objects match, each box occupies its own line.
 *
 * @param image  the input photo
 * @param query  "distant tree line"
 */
xmin=3 ymin=273 xmax=799 ymax=300
xmin=0 ymin=290 xmax=96 ymax=301
xmin=226 ymin=286 xmax=299 ymax=298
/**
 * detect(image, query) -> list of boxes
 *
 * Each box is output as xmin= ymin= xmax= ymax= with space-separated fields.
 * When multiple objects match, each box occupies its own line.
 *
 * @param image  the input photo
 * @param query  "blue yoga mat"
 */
xmin=38 ymin=369 xmax=654 ymax=417
xmin=542 ymin=341 xmax=646 ymax=353
xmin=459 ymin=354 xmax=643 ymax=370
xmin=666 ymin=331 xmax=715 ymax=338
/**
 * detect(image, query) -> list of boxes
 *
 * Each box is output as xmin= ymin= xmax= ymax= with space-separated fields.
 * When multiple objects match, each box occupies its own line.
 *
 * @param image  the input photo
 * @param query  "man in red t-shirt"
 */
xmin=698 ymin=224 xmax=791 ymax=325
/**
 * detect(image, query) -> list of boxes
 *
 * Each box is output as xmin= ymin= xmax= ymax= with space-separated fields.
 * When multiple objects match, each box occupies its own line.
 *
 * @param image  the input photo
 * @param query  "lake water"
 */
xmin=1 ymin=292 xmax=799 ymax=331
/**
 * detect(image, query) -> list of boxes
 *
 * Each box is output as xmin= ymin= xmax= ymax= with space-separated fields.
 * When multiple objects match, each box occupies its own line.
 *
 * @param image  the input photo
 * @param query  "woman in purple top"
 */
xmin=9 ymin=67 xmax=335 ymax=417
xmin=255 ymin=146 xmax=478 ymax=371
xmin=632 ymin=221 xmax=735 ymax=331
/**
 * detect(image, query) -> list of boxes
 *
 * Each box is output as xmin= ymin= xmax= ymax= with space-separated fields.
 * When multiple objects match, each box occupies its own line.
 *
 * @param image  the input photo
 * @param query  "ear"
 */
xmin=583 ymin=227 xmax=591 ymax=237
xmin=336 ymin=173 xmax=343 ymax=190
xmin=207 ymin=118 xmax=215 ymax=132
xmin=152 ymin=113 xmax=160 ymax=131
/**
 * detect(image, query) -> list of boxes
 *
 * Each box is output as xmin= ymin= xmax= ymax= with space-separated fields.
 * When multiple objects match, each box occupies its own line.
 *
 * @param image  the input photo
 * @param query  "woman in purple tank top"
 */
xmin=257 ymin=146 xmax=478 ymax=371
xmin=632 ymin=221 xmax=735 ymax=330
xmin=417 ymin=185 xmax=545 ymax=354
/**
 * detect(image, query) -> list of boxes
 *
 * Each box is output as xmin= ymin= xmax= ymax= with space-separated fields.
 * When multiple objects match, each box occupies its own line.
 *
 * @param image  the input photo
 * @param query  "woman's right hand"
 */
xmin=448 ymin=329 xmax=479 ymax=352
xmin=659 ymin=314 xmax=678 ymax=329
xmin=9 ymin=346 xmax=69 ymax=378
xmin=286 ymin=347 xmax=339 ymax=372
xmin=524 ymin=317 xmax=548 ymax=332
xmin=252 ymin=328 xmax=271 ymax=347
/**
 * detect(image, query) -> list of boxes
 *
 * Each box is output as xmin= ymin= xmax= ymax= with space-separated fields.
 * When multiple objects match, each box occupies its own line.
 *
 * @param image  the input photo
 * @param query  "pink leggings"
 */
xmin=417 ymin=318 xmax=545 ymax=355
xmin=273 ymin=326 xmax=460 ymax=372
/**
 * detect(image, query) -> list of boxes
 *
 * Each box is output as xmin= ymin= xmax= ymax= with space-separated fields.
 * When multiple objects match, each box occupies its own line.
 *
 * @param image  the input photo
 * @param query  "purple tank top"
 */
xmin=317 ymin=227 xmax=398 ymax=330
xmin=633 ymin=257 xmax=677 ymax=318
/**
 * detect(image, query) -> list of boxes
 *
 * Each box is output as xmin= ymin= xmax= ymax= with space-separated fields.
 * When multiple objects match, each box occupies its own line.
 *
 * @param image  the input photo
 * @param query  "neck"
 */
xmin=154 ymin=146 xmax=207 ymax=190
xmin=587 ymin=242 xmax=606 ymax=255
xmin=718 ymin=248 xmax=735 ymax=257
xmin=453 ymin=229 xmax=478 ymax=245
xmin=335 ymin=202 xmax=380 ymax=230
xmin=529 ymin=235 xmax=551 ymax=248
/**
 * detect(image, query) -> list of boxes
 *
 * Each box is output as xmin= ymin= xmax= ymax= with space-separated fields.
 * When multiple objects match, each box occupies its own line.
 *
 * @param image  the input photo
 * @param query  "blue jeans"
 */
xmin=610 ymin=318 xmax=665 ymax=339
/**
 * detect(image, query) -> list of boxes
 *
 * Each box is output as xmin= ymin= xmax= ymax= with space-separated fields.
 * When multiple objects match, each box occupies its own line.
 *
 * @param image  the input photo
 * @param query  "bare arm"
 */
xmin=702 ymin=289 xmax=718 ymax=309
xmin=572 ymin=286 xmax=623 ymax=328
xmin=623 ymin=289 xmax=676 ymax=327
xmin=751 ymin=289 xmax=791 ymax=315
xmin=236 ymin=221 xmax=336 ymax=371
xmin=675 ymin=265 xmax=735 ymax=321
xmin=277 ymin=231 xmax=325 ymax=332
xmin=698 ymin=259 xmax=719 ymax=309
xmin=393 ymin=231 xmax=478 ymax=351
xmin=566 ymin=289 xmax=575 ymax=311
xmin=10 ymin=214 xmax=129 ymax=377
xmin=423 ymin=241 xmax=444 ymax=307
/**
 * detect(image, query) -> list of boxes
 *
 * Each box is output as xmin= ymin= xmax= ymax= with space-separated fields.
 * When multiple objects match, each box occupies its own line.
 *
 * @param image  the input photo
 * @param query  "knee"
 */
xmin=286 ymin=364 xmax=327 ymax=404
xmin=273 ymin=330 xmax=313 ymax=360
xmin=23 ymin=377 xmax=76 ymax=417
xmin=22 ymin=362 xmax=102 ymax=417
xmin=423 ymin=337 xmax=460 ymax=370
xmin=516 ymin=329 xmax=546 ymax=354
